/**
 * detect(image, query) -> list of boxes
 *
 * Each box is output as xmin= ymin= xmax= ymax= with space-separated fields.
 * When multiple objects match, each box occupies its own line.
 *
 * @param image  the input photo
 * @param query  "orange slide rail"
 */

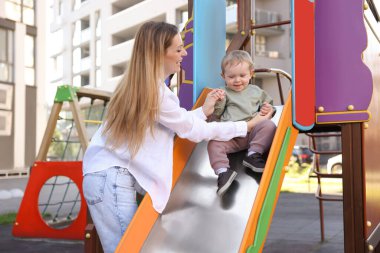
xmin=239 ymin=95 xmax=298 ymax=252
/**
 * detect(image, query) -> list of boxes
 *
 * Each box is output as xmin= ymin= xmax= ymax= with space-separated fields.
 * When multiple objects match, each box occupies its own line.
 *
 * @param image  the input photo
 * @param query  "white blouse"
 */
xmin=83 ymin=84 xmax=247 ymax=213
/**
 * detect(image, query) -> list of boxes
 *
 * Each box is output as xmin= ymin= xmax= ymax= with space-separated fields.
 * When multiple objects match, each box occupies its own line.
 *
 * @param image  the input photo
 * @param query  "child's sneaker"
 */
xmin=217 ymin=169 xmax=237 ymax=196
xmin=243 ymin=153 xmax=266 ymax=173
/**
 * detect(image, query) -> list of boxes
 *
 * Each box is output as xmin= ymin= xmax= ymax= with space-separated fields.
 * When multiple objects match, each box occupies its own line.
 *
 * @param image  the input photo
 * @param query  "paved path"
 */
xmin=265 ymin=192 xmax=343 ymax=253
xmin=0 ymin=178 xmax=343 ymax=252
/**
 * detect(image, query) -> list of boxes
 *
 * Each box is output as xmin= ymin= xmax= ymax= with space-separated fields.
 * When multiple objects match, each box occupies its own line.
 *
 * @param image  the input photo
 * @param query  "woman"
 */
xmin=82 ymin=21 xmax=272 ymax=253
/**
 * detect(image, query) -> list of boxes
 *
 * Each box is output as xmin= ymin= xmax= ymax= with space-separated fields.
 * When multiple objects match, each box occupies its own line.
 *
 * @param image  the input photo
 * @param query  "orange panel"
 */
xmin=12 ymin=161 xmax=86 ymax=240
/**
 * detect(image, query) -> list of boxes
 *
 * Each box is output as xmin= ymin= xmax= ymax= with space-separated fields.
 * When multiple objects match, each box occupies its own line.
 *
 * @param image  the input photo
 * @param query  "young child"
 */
xmin=208 ymin=50 xmax=277 ymax=196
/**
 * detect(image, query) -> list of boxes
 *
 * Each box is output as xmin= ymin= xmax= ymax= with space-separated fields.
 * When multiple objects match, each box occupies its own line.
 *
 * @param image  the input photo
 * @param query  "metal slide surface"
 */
xmin=116 ymin=94 xmax=298 ymax=252
xmin=140 ymin=142 xmax=260 ymax=253
xmin=139 ymin=107 xmax=296 ymax=252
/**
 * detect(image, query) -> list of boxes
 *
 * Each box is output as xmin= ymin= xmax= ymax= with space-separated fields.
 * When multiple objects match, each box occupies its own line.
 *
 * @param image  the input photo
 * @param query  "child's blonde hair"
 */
xmin=221 ymin=50 xmax=254 ymax=74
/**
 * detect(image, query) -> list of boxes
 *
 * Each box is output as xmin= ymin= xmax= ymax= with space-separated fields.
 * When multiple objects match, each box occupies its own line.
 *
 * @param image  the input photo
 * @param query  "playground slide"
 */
xmin=116 ymin=93 xmax=298 ymax=253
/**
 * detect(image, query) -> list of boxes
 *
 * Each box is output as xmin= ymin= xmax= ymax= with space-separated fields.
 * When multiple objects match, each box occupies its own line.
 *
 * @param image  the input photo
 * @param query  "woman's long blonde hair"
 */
xmin=103 ymin=21 xmax=178 ymax=157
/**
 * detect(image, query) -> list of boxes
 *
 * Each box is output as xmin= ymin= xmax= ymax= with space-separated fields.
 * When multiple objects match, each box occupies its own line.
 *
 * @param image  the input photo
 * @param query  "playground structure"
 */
xmin=12 ymin=0 xmax=380 ymax=252
xmin=13 ymin=86 xmax=111 ymax=239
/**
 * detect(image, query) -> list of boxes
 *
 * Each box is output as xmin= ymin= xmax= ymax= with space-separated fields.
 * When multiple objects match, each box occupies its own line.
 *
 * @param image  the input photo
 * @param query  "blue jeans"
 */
xmin=83 ymin=166 xmax=138 ymax=253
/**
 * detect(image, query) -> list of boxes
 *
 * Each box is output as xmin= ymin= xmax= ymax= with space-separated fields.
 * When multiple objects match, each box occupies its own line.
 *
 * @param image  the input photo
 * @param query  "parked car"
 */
xmin=327 ymin=154 xmax=342 ymax=174
xmin=291 ymin=146 xmax=314 ymax=165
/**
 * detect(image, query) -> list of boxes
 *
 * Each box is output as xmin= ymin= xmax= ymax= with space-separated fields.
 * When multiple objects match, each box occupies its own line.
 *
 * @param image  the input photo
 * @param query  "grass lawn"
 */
xmin=0 ymin=212 xmax=53 ymax=225
xmin=281 ymin=162 xmax=342 ymax=195
xmin=0 ymin=212 xmax=17 ymax=225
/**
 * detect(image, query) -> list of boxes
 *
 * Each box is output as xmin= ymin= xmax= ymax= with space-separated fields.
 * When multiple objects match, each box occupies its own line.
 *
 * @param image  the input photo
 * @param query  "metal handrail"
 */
xmin=255 ymin=68 xmax=292 ymax=105
xmin=252 ymin=20 xmax=291 ymax=30
xmin=255 ymin=68 xmax=292 ymax=81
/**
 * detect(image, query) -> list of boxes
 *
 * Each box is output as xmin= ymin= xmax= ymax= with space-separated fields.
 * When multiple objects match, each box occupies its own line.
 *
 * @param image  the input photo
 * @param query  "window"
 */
xmin=176 ymin=9 xmax=188 ymax=31
xmin=25 ymin=34 xmax=35 ymax=86
xmin=96 ymin=12 xmax=101 ymax=38
xmin=58 ymin=0 xmax=64 ymax=16
xmin=0 ymin=84 xmax=13 ymax=136
xmin=50 ymin=54 xmax=63 ymax=81
xmin=0 ymin=28 xmax=14 ymax=83
xmin=255 ymin=35 xmax=266 ymax=56
xmin=95 ymin=69 xmax=101 ymax=87
xmin=5 ymin=0 xmax=35 ymax=26
xmin=73 ymin=74 xmax=89 ymax=87
xmin=81 ymin=74 xmax=89 ymax=86
xmin=72 ymin=17 xmax=90 ymax=47
xmin=226 ymin=0 xmax=237 ymax=7
xmin=96 ymin=40 xmax=101 ymax=67
xmin=72 ymin=0 xmax=86 ymax=10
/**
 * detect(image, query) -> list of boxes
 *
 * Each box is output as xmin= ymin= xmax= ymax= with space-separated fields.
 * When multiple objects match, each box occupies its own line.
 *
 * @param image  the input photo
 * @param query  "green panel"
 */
xmin=247 ymin=127 xmax=292 ymax=253
xmin=54 ymin=85 xmax=79 ymax=103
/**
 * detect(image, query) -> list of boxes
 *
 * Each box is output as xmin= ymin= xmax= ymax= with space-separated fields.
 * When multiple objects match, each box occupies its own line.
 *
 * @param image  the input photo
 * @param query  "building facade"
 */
xmin=48 ymin=0 xmax=291 ymax=95
xmin=0 ymin=0 xmax=46 ymax=172
xmin=48 ymin=0 xmax=188 ymax=98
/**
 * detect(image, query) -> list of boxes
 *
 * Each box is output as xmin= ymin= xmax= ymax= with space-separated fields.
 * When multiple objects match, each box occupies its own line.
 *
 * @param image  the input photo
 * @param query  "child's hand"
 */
xmin=202 ymin=89 xmax=225 ymax=117
xmin=260 ymin=102 xmax=274 ymax=117
xmin=247 ymin=109 xmax=274 ymax=131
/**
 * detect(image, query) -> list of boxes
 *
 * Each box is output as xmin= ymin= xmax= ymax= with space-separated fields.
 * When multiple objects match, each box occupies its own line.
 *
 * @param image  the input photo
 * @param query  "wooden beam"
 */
xmin=84 ymin=223 xmax=104 ymax=253
xmin=69 ymin=99 xmax=89 ymax=152
xmin=77 ymin=87 xmax=112 ymax=102
xmin=36 ymin=103 xmax=62 ymax=161
xmin=341 ymin=123 xmax=366 ymax=253
xmin=188 ymin=0 xmax=193 ymax=18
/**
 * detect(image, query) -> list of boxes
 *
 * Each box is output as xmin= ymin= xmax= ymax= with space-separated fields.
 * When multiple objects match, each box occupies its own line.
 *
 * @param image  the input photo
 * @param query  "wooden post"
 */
xmin=69 ymin=98 xmax=89 ymax=151
xmin=341 ymin=123 xmax=366 ymax=253
xmin=85 ymin=223 xmax=104 ymax=253
xmin=36 ymin=103 xmax=63 ymax=161
xmin=188 ymin=0 xmax=193 ymax=18
xmin=227 ymin=0 xmax=252 ymax=53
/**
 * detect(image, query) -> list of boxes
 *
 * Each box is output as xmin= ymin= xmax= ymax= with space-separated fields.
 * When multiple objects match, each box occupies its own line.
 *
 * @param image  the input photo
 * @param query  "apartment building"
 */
xmin=48 ymin=0 xmax=291 ymax=94
xmin=48 ymin=0 xmax=188 ymax=98
xmin=0 ymin=0 xmax=46 ymax=172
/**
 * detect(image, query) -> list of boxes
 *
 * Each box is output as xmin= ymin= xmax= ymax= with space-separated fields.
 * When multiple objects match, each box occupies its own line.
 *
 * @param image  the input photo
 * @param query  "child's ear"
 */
xmin=250 ymin=69 xmax=254 ymax=77
xmin=220 ymin=72 xmax=224 ymax=79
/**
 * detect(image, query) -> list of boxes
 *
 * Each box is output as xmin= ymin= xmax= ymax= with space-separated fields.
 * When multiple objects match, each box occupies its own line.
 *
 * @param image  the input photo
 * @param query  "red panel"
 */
xmin=12 ymin=161 xmax=86 ymax=240
xmin=293 ymin=0 xmax=315 ymax=129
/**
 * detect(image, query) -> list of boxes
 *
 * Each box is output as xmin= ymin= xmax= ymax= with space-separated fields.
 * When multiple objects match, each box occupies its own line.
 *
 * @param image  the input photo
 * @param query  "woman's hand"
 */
xmin=202 ymin=89 xmax=225 ymax=117
xmin=247 ymin=107 xmax=274 ymax=132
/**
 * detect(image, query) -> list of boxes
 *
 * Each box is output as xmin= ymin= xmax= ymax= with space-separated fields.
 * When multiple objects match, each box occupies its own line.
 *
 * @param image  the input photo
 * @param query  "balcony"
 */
xmin=226 ymin=4 xmax=237 ymax=33
xmin=73 ymin=56 xmax=90 ymax=75
xmin=107 ymin=39 xmax=134 ymax=66
xmin=73 ymin=27 xmax=91 ymax=47
xmin=255 ymin=9 xmax=285 ymax=36
xmin=106 ymin=0 xmax=168 ymax=36
xmin=112 ymin=0 xmax=145 ymax=15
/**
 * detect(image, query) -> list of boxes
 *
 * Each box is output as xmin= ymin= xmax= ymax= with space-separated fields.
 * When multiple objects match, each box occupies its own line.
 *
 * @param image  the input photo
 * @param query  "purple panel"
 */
xmin=186 ymin=20 xmax=193 ymax=29
xmin=178 ymin=19 xmax=194 ymax=110
xmin=317 ymin=112 xmax=370 ymax=123
xmin=182 ymin=47 xmax=193 ymax=83
xmin=315 ymin=0 xmax=372 ymax=121
xmin=179 ymin=84 xmax=194 ymax=110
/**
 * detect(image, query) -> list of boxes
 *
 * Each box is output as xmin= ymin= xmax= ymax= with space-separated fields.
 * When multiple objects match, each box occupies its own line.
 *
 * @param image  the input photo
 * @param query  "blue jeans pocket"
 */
xmin=83 ymin=171 xmax=107 ymax=205
xmin=116 ymin=168 xmax=135 ymax=189
xmin=115 ymin=168 xmax=137 ymax=233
